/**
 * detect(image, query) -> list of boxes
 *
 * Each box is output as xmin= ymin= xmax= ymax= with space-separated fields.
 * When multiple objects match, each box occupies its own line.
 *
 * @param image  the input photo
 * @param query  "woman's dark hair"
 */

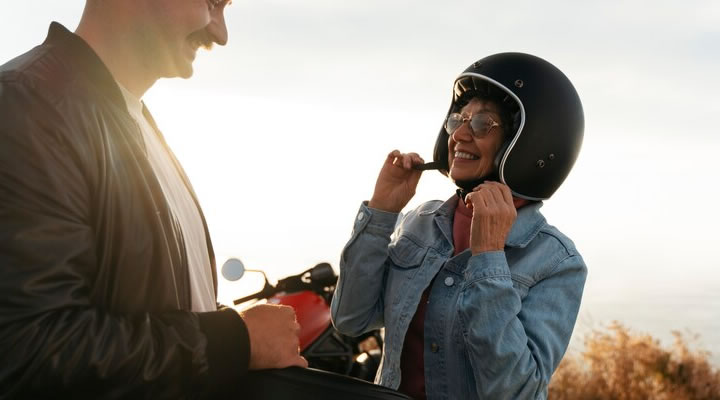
xmin=450 ymin=78 xmax=520 ymax=140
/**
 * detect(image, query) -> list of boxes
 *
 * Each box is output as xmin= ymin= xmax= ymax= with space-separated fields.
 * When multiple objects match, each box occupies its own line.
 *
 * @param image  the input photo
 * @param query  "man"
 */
xmin=0 ymin=0 xmax=306 ymax=398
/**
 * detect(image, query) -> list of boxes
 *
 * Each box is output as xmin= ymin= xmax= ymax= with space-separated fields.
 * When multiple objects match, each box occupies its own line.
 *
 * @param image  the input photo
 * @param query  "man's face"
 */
xmin=138 ymin=0 xmax=229 ymax=79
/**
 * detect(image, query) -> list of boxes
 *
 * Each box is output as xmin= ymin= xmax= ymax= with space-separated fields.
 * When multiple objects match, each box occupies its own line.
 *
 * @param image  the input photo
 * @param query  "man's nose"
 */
xmin=207 ymin=9 xmax=228 ymax=46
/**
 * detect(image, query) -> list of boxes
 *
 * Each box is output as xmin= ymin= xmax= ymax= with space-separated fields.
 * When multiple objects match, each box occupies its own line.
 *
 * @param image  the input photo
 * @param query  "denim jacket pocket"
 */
xmin=388 ymin=235 xmax=428 ymax=269
xmin=386 ymin=236 xmax=428 ymax=308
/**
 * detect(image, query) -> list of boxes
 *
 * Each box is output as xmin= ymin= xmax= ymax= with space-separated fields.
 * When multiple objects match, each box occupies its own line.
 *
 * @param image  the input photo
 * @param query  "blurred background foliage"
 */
xmin=549 ymin=322 xmax=720 ymax=399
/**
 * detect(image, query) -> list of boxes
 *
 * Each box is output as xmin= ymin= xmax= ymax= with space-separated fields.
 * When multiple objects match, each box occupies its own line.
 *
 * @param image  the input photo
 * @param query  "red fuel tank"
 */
xmin=270 ymin=291 xmax=331 ymax=350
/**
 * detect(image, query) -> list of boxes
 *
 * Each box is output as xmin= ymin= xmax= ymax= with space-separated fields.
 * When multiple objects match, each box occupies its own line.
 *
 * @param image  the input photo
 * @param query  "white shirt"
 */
xmin=117 ymin=84 xmax=216 ymax=312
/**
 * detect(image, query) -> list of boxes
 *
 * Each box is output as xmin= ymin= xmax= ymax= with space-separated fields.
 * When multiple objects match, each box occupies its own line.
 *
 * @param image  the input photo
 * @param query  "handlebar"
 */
xmin=232 ymin=262 xmax=337 ymax=306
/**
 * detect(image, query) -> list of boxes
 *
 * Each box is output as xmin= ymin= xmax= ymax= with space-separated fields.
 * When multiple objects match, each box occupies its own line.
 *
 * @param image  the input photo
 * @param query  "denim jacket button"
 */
xmin=444 ymin=277 xmax=454 ymax=287
xmin=430 ymin=343 xmax=439 ymax=353
xmin=357 ymin=212 xmax=365 ymax=221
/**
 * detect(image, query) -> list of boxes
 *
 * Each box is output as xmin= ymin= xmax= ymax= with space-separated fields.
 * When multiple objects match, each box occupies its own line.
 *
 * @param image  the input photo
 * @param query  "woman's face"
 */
xmin=447 ymin=98 xmax=506 ymax=182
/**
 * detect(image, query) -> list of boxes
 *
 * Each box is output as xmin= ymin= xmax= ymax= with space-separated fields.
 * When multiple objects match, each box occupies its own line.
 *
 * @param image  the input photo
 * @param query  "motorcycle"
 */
xmin=222 ymin=258 xmax=383 ymax=382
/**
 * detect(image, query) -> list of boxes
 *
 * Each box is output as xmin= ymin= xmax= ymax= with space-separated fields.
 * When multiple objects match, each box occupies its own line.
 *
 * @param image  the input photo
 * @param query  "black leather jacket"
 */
xmin=0 ymin=23 xmax=249 ymax=399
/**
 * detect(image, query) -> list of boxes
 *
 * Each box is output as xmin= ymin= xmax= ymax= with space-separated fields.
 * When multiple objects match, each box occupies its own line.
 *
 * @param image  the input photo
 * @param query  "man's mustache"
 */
xmin=188 ymin=30 xmax=214 ymax=50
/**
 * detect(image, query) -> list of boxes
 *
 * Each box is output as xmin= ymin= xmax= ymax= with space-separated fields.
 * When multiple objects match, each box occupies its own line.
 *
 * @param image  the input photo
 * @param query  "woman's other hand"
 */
xmin=368 ymin=150 xmax=424 ymax=213
xmin=465 ymin=181 xmax=517 ymax=254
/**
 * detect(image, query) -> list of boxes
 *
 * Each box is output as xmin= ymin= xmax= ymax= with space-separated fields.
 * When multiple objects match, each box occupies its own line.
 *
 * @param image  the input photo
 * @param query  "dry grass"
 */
xmin=549 ymin=322 xmax=720 ymax=400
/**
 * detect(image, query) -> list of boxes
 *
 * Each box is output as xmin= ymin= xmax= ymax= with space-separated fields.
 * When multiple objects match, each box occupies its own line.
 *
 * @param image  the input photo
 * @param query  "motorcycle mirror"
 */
xmin=221 ymin=258 xmax=246 ymax=281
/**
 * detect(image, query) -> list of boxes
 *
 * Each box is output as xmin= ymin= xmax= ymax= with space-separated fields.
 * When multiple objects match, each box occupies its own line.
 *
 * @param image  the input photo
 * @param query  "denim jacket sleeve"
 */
xmin=331 ymin=202 xmax=399 ymax=336
xmin=459 ymin=250 xmax=587 ymax=400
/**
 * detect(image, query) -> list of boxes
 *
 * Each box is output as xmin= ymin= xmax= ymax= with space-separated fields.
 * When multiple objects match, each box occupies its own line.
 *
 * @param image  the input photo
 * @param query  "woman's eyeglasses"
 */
xmin=445 ymin=112 xmax=501 ymax=139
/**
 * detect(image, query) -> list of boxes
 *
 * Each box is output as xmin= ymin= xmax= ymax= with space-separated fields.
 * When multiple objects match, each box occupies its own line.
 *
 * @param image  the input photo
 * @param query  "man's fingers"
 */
xmin=279 ymin=355 xmax=309 ymax=369
xmin=242 ymin=304 xmax=307 ymax=370
xmin=275 ymin=354 xmax=308 ymax=370
xmin=297 ymin=356 xmax=309 ymax=368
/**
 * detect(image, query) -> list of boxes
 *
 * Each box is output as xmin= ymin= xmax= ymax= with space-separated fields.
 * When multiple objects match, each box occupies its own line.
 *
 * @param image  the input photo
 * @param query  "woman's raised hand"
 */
xmin=464 ymin=181 xmax=517 ymax=254
xmin=368 ymin=150 xmax=424 ymax=213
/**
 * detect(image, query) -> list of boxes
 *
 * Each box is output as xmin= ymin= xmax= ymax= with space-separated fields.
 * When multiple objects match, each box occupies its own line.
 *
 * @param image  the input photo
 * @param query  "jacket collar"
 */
xmin=427 ymin=195 xmax=546 ymax=249
xmin=43 ymin=22 xmax=126 ymax=109
xmin=505 ymin=201 xmax=546 ymax=248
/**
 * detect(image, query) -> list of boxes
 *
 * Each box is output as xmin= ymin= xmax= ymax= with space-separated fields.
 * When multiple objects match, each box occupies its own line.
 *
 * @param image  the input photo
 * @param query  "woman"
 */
xmin=331 ymin=53 xmax=587 ymax=400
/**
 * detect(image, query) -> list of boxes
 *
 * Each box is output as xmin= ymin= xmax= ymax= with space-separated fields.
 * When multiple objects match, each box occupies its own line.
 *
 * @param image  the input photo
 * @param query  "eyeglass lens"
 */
xmin=445 ymin=113 xmax=494 ymax=138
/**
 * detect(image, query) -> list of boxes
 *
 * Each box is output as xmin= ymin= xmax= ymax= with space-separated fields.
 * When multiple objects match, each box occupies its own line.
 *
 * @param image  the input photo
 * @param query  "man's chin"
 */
xmin=177 ymin=67 xmax=194 ymax=79
xmin=162 ymin=63 xmax=194 ymax=80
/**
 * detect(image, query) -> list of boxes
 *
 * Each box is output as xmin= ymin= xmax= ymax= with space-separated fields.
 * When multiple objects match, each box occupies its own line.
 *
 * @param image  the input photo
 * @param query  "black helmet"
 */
xmin=432 ymin=52 xmax=584 ymax=200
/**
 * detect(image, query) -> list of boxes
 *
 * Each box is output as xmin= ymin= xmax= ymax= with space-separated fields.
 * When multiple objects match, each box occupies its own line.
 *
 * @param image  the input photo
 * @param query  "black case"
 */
xmin=238 ymin=367 xmax=413 ymax=400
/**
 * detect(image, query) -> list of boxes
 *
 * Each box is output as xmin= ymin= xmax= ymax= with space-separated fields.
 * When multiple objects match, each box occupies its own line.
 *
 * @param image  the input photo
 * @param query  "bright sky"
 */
xmin=3 ymin=1 xmax=719 ymax=358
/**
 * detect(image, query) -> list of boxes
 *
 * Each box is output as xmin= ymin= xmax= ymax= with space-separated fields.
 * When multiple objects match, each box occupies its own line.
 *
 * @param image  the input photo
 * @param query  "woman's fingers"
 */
xmin=370 ymin=150 xmax=424 ymax=213
xmin=472 ymin=181 xmax=514 ymax=208
xmin=485 ymin=181 xmax=514 ymax=205
xmin=465 ymin=191 xmax=488 ymax=210
xmin=387 ymin=149 xmax=401 ymax=165
xmin=466 ymin=182 xmax=518 ymax=254
xmin=407 ymin=152 xmax=425 ymax=167
xmin=389 ymin=151 xmax=425 ymax=170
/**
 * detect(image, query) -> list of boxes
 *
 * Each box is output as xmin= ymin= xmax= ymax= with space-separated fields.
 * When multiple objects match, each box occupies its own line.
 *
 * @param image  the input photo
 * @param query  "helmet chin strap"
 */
xmin=454 ymin=171 xmax=500 ymax=200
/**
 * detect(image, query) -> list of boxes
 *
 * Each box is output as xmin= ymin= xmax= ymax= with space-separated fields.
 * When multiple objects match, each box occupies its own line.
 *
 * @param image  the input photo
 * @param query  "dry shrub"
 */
xmin=549 ymin=322 xmax=720 ymax=400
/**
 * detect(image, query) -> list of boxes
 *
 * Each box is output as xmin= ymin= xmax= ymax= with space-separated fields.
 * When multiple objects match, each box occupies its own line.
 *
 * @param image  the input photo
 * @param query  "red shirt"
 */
xmin=398 ymin=199 xmax=472 ymax=399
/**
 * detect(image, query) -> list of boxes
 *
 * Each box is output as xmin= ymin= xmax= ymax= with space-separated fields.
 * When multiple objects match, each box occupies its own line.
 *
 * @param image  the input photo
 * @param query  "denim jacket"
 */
xmin=331 ymin=196 xmax=587 ymax=400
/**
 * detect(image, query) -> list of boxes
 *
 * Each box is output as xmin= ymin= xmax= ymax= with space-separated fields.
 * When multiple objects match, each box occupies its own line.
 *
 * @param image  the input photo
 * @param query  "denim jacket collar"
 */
xmin=420 ymin=195 xmax=546 ymax=249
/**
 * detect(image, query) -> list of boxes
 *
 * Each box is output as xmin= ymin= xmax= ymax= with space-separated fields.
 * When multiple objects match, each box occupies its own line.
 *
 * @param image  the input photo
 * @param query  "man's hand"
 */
xmin=240 ymin=304 xmax=308 ymax=370
xmin=465 ymin=181 xmax=517 ymax=255
xmin=368 ymin=150 xmax=424 ymax=213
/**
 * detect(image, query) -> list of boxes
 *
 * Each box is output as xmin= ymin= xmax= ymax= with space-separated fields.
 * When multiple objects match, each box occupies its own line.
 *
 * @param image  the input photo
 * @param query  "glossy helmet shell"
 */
xmin=433 ymin=52 xmax=584 ymax=200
